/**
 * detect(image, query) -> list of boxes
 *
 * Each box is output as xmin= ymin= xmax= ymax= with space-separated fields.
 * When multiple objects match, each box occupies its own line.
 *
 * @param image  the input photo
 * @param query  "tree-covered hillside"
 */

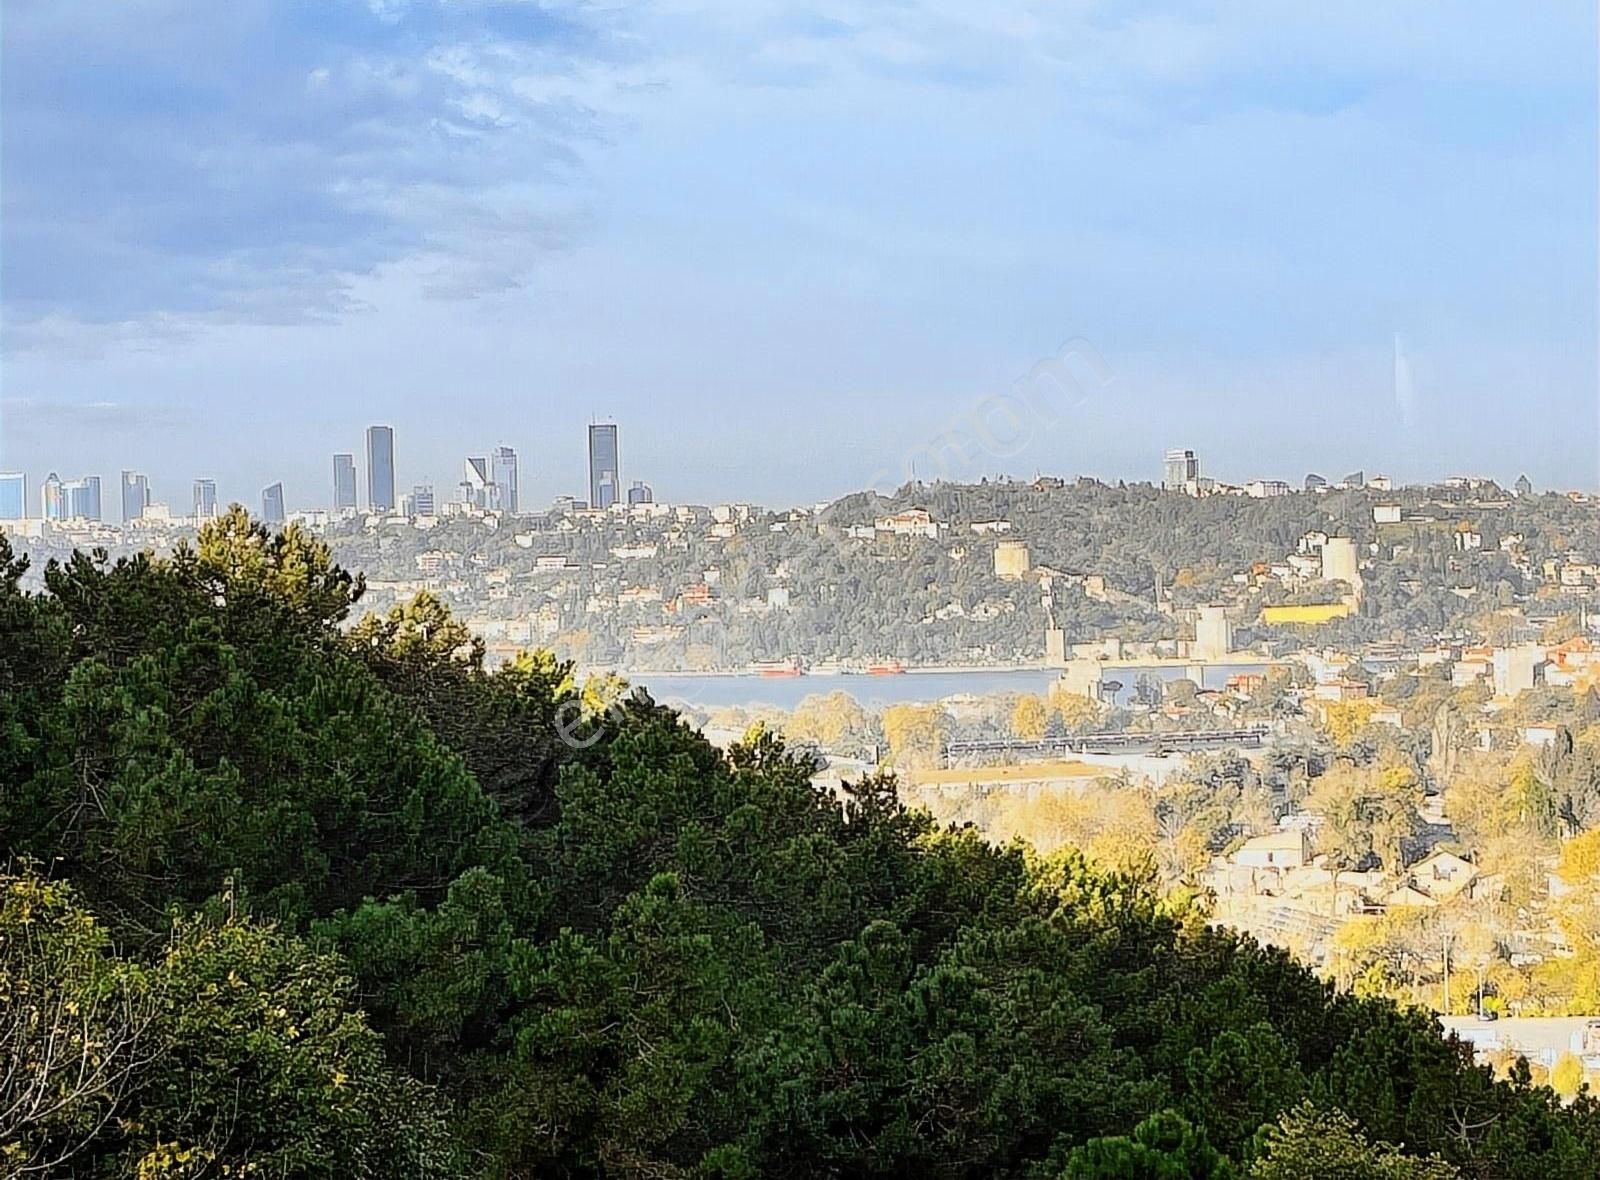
xmin=4 ymin=510 xmax=1600 ymax=1178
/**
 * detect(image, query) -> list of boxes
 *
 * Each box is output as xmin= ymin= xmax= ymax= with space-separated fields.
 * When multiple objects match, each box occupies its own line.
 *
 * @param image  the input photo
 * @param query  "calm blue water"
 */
xmin=632 ymin=670 xmax=1064 ymax=711
xmin=628 ymin=663 xmax=1277 ymax=711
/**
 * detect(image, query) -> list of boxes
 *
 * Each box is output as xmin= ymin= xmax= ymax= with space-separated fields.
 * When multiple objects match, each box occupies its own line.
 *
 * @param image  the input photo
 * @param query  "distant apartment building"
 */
xmin=588 ymin=423 xmax=620 ymax=510
xmin=406 ymin=483 xmax=437 ymax=518
xmin=120 ymin=471 xmax=150 ymax=523
xmin=993 ymin=539 xmax=1031 ymax=578
xmin=1192 ymin=604 xmax=1233 ymax=661
xmin=1373 ymin=503 xmax=1402 ymax=524
xmin=1321 ymin=537 xmax=1360 ymax=588
xmin=193 ymin=479 xmax=218 ymax=521
xmin=63 ymin=476 xmax=102 ymax=521
xmin=491 ymin=446 xmax=518 ymax=513
xmin=366 ymin=426 xmax=396 ymax=512
xmin=0 ymin=472 xmax=26 ymax=519
xmin=875 ymin=509 xmax=941 ymax=540
xmin=628 ymin=480 xmax=654 ymax=506
xmin=261 ymin=482 xmax=286 ymax=525
xmin=1244 ymin=479 xmax=1289 ymax=498
xmin=333 ymin=453 xmax=358 ymax=512
xmin=1163 ymin=448 xmax=1199 ymax=492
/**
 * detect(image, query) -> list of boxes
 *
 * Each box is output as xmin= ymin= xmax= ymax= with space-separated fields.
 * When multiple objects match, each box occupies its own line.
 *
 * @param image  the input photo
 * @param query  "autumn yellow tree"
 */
xmin=1011 ymin=694 xmax=1049 ymax=741
xmin=881 ymin=703 xmax=947 ymax=769
xmin=786 ymin=691 xmax=870 ymax=753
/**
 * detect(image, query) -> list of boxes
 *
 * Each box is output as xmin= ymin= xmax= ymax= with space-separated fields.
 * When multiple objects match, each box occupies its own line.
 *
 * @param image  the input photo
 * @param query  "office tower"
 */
xmin=42 ymin=473 xmax=65 ymax=522
xmin=1162 ymin=448 xmax=1198 ymax=491
xmin=0 ymin=472 xmax=26 ymax=519
xmin=366 ymin=426 xmax=395 ymax=512
xmin=462 ymin=456 xmax=491 ymax=509
xmin=588 ymin=423 xmax=620 ymax=510
xmin=121 ymin=471 xmax=150 ymax=523
xmin=407 ymin=483 xmax=436 ymax=518
xmin=627 ymin=480 xmax=654 ymax=506
xmin=193 ymin=479 xmax=218 ymax=520
xmin=491 ymin=446 xmax=518 ymax=514
xmin=333 ymin=453 xmax=357 ymax=512
xmin=261 ymin=482 xmax=286 ymax=525
xmin=64 ymin=476 xmax=102 ymax=521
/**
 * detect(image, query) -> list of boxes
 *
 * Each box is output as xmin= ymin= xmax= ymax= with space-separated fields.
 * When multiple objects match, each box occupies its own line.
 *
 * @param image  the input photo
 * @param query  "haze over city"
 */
xmin=3 ymin=1 xmax=1597 ymax=507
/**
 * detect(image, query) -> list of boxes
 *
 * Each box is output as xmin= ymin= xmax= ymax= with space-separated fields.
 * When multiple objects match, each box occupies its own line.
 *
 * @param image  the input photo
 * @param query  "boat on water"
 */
xmin=808 ymin=659 xmax=848 ymax=676
xmin=749 ymin=658 xmax=804 ymax=678
xmin=866 ymin=658 xmax=906 ymax=676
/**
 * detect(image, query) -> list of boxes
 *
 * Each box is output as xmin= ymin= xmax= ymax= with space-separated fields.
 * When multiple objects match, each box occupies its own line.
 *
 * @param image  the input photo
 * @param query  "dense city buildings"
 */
xmin=0 ymin=472 xmax=26 ymax=519
xmin=193 ymin=478 xmax=218 ymax=521
xmin=121 ymin=470 xmax=150 ymax=523
xmin=588 ymin=423 xmax=620 ymax=510
xmin=261 ymin=482 xmax=286 ymax=525
xmin=366 ymin=426 xmax=395 ymax=513
xmin=333 ymin=453 xmax=358 ymax=513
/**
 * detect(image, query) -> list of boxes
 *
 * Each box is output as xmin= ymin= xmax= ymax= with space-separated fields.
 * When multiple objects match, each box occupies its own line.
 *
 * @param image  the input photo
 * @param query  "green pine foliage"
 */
xmin=4 ymin=517 xmax=1600 ymax=1178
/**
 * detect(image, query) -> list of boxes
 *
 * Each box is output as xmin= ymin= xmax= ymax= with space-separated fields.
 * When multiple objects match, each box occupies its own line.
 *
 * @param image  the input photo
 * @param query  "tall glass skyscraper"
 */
xmin=120 ymin=471 xmax=149 ymax=523
xmin=193 ymin=479 xmax=218 ymax=520
xmin=366 ymin=426 xmax=395 ymax=512
xmin=64 ymin=476 xmax=101 ymax=521
xmin=0 ymin=472 xmax=26 ymax=519
xmin=588 ymin=423 xmax=619 ymax=510
xmin=42 ymin=473 xmax=65 ymax=522
xmin=261 ymin=482 xmax=286 ymax=525
xmin=491 ymin=445 xmax=518 ymax=514
xmin=333 ymin=453 xmax=357 ymax=512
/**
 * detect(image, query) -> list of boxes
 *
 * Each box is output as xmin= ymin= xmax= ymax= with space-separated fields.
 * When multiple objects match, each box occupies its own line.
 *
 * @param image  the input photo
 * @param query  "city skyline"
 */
xmin=0 ymin=430 xmax=1568 ymax=524
xmin=2 ymin=4 xmax=1594 ymax=506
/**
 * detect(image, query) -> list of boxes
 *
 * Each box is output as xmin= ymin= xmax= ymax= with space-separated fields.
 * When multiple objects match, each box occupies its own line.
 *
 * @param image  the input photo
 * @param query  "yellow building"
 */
xmin=1261 ymin=602 xmax=1353 ymax=626
xmin=994 ymin=538 xmax=1031 ymax=579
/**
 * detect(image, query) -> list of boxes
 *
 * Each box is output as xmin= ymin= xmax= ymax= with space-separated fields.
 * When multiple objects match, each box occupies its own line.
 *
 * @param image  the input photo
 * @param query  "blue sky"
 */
xmin=2 ymin=0 xmax=1595 ymax=510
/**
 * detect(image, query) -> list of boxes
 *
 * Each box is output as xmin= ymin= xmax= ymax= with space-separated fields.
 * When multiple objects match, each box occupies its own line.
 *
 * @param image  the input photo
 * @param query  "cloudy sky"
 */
xmin=2 ymin=1 xmax=1595 ymax=511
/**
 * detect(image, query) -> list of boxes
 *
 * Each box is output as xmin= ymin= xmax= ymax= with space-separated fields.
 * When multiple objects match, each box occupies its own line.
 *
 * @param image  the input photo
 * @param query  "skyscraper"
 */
xmin=366 ymin=426 xmax=395 ymax=513
xmin=627 ymin=480 xmax=653 ymax=506
xmin=261 ymin=482 xmax=286 ymax=525
xmin=193 ymin=479 xmax=218 ymax=521
xmin=0 ymin=472 xmax=26 ymax=519
xmin=462 ymin=456 xmax=491 ymax=509
xmin=588 ymin=423 xmax=620 ymax=511
xmin=120 ymin=471 xmax=150 ymax=523
xmin=333 ymin=453 xmax=357 ymax=512
xmin=1162 ymin=449 xmax=1198 ymax=492
xmin=64 ymin=476 xmax=101 ymax=521
xmin=42 ymin=473 xmax=65 ymax=522
xmin=491 ymin=445 xmax=518 ymax=514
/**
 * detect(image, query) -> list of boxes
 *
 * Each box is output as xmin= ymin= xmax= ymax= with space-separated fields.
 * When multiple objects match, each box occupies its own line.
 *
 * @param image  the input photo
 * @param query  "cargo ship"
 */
xmin=749 ymin=658 xmax=804 ymax=678
xmin=866 ymin=658 xmax=906 ymax=676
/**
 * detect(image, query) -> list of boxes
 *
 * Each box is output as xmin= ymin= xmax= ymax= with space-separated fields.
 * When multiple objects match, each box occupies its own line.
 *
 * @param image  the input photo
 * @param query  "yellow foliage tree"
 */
xmin=1011 ymin=694 xmax=1049 ymax=741
xmin=786 ymin=691 xmax=869 ymax=752
xmin=1048 ymin=686 xmax=1101 ymax=729
xmin=1559 ymin=829 xmax=1600 ymax=886
xmin=1552 ymin=1052 xmax=1586 ymax=1100
xmin=1320 ymin=699 xmax=1380 ymax=745
xmin=881 ymin=704 xmax=947 ymax=770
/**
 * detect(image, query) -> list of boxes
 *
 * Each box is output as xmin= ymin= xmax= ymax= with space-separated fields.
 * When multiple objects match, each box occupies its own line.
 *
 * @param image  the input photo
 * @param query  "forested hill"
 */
xmin=4 ymin=508 xmax=1600 ymax=1178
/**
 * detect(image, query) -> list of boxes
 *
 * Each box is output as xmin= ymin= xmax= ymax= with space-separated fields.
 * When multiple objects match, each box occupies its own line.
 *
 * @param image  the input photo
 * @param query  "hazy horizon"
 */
xmin=3 ymin=2 xmax=1597 ymax=507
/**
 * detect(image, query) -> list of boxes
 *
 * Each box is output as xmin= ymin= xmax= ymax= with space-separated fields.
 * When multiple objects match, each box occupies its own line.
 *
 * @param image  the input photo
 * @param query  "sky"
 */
xmin=2 ymin=0 xmax=1596 ymax=512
